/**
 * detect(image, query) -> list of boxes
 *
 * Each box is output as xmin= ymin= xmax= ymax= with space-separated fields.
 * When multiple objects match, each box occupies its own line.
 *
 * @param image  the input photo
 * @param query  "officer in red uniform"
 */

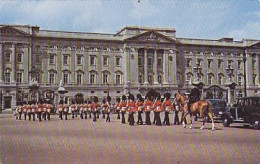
xmin=22 ymin=101 xmax=28 ymax=120
xmin=106 ymin=96 xmax=111 ymax=122
xmin=58 ymin=100 xmax=64 ymax=120
xmin=144 ymin=95 xmax=153 ymax=125
xmin=120 ymin=95 xmax=127 ymax=124
xmin=37 ymin=100 xmax=43 ymax=122
xmin=71 ymin=100 xmax=76 ymax=119
xmin=31 ymin=101 xmax=36 ymax=121
xmin=154 ymin=93 xmax=163 ymax=126
xmin=135 ymin=94 xmax=144 ymax=125
xmin=127 ymin=94 xmax=136 ymax=126
xmin=46 ymin=101 xmax=52 ymax=121
xmin=83 ymin=100 xmax=88 ymax=119
xmin=92 ymin=96 xmax=99 ymax=122
xmin=87 ymin=100 xmax=92 ymax=119
xmin=27 ymin=101 xmax=32 ymax=121
xmin=163 ymin=93 xmax=174 ymax=126
xmin=115 ymin=98 xmax=121 ymax=119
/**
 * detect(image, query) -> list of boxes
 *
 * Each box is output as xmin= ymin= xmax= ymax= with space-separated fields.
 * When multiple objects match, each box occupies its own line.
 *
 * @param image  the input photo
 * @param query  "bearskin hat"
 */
xmin=128 ymin=94 xmax=135 ymax=101
xmin=84 ymin=100 xmax=88 ymax=104
xmin=164 ymin=93 xmax=171 ymax=100
xmin=156 ymin=93 xmax=161 ymax=100
xmin=94 ymin=96 xmax=98 ymax=103
xmin=136 ymin=94 xmax=143 ymax=102
xmin=122 ymin=95 xmax=127 ymax=101
xmin=102 ymin=99 xmax=106 ymax=104
xmin=71 ymin=100 xmax=75 ymax=104
xmin=59 ymin=100 xmax=63 ymax=104
xmin=88 ymin=100 xmax=92 ymax=104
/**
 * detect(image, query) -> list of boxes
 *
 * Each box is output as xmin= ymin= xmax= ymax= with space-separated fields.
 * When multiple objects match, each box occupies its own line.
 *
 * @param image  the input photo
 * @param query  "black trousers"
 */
xmin=19 ymin=112 xmax=22 ymax=120
xmin=129 ymin=113 xmax=134 ymax=125
xmin=117 ymin=111 xmax=120 ymax=119
xmin=93 ymin=112 xmax=97 ymax=122
xmin=64 ymin=112 xmax=68 ymax=120
xmin=24 ymin=113 xmax=27 ymax=120
xmin=137 ymin=112 xmax=143 ymax=124
xmin=155 ymin=112 xmax=162 ymax=126
xmin=145 ymin=111 xmax=151 ymax=125
xmin=97 ymin=111 xmax=100 ymax=119
xmin=84 ymin=111 xmax=88 ymax=119
xmin=42 ymin=112 xmax=46 ymax=120
xmin=47 ymin=112 xmax=51 ymax=121
xmin=72 ymin=111 xmax=75 ymax=119
xmin=38 ymin=112 xmax=42 ymax=122
xmin=121 ymin=112 xmax=125 ymax=124
xmin=59 ymin=111 xmax=63 ymax=120
xmin=164 ymin=112 xmax=170 ymax=125
xmin=80 ymin=111 xmax=84 ymax=119
xmin=106 ymin=113 xmax=110 ymax=122
xmin=174 ymin=111 xmax=180 ymax=125
xmin=28 ymin=112 xmax=31 ymax=121
xmin=89 ymin=111 xmax=92 ymax=118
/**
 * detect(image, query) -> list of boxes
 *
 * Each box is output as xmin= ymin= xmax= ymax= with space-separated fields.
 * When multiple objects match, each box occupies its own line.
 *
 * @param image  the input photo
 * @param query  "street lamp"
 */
xmin=225 ymin=64 xmax=236 ymax=104
xmin=29 ymin=66 xmax=41 ymax=102
xmin=106 ymin=82 xmax=110 ymax=97
xmin=127 ymin=80 xmax=131 ymax=94
xmin=0 ymin=89 xmax=2 ymax=113
xmin=243 ymin=47 xmax=247 ymax=97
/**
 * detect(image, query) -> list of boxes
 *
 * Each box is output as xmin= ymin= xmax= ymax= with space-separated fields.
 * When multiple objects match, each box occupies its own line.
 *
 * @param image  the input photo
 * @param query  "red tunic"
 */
xmin=92 ymin=103 xmax=99 ymax=112
xmin=128 ymin=101 xmax=136 ymax=113
xmin=115 ymin=103 xmax=120 ymax=111
xmin=164 ymin=100 xmax=174 ymax=112
xmin=135 ymin=101 xmax=144 ymax=112
xmin=144 ymin=100 xmax=154 ymax=112
xmin=154 ymin=100 xmax=162 ymax=112
xmin=120 ymin=101 xmax=127 ymax=112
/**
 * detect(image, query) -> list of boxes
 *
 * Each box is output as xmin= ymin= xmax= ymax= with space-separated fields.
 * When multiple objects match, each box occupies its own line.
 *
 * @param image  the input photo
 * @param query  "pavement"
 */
xmin=0 ymin=113 xmax=259 ymax=164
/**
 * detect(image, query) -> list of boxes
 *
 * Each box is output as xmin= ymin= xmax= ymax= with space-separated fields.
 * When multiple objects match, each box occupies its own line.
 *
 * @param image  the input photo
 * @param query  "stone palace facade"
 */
xmin=0 ymin=24 xmax=259 ymax=109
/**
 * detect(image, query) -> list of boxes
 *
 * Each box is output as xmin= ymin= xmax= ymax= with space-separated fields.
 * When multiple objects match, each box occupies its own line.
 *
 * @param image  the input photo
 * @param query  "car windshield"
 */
xmin=213 ymin=101 xmax=227 ymax=108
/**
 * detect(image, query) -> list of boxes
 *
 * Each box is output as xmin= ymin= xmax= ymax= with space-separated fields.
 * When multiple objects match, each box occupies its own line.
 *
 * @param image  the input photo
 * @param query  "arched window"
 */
xmin=89 ymin=70 xmax=98 ymax=84
xmin=62 ymin=70 xmax=71 ymax=85
xmin=207 ymin=74 xmax=214 ymax=85
xmin=102 ymin=71 xmax=110 ymax=84
xmin=115 ymin=71 xmax=123 ymax=85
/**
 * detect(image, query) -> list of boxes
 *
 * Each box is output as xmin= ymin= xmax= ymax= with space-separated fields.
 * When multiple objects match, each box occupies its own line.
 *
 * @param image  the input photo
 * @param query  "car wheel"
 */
xmin=252 ymin=118 xmax=260 ymax=130
xmin=222 ymin=116 xmax=230 ymax=127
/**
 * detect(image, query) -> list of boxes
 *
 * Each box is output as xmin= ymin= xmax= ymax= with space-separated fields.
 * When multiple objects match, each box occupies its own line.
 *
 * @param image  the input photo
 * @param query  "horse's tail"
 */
xmin=206 ymin=100 xmax=213 ymax=113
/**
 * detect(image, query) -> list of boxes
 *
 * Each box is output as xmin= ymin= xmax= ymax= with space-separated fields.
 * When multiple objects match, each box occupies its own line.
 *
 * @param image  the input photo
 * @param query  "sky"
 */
xmin=0 ymin=0 xmax=259 ymax=40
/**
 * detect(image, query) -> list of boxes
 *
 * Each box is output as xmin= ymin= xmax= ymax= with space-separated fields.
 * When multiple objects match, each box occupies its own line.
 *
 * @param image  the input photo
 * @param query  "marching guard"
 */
xmin=83 ymin=100 xmax=88 ymax=119
xmin=106 ymin=96 xmax=111 ymax=122
xmin=135 ymin=94 xmax=144 ymax=125
xmin=63 ymin=100 xmax=69 ymax=120
xmin=92 ymin=96 xmax=99 ymax=122
xmin=37 ymin=100 xmax=43 ymax=122
xmin=27 ymin=101 xmax=32 ymax=121
xmin=71 ymin=100 xmax=77 ymax=119
xmin=144 ymin=95 xmax=153 ymax=125
xmin=163 ymin=93 xmax=174 ymax=126
xmin=154 ymin=93 xmax=163 ymax=126
xmin=58 ymin=100 xmax=63 ymax=120
xmin=46 ymin=101 xmax=52 ymax=121
xmin=115 ymin=98 xmax=121 ymax=119
xmin=31 ymin=101 xmax=36 ymax=121
xmin=42 ymin=101 xmax=47 ymax=121
xmin=102 ymin=99 xmax=107 ymax=119
xmin=79 ymin=101 xmax=84 ymax=119
xmin=120 ymin=95 xmax=127 ymax=124
xmin=22 ymin=101 xmax=28 ymax=120
xmin=87 ymin=100 xmax=92 ymax=119
xmin=127 ymin=94 xmax=136 ymax=126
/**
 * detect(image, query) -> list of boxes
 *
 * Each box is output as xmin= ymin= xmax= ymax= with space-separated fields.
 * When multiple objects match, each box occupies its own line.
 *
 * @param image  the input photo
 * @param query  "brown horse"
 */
xmin=175 ymin=93 xmax=215 ymax=131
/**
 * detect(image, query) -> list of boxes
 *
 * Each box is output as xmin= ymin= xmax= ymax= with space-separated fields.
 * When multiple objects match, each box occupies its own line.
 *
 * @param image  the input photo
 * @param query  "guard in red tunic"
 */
xmin=46 ymin=101 xmax=52 ymax=121
xmin=127 ymin=94 xmax=136 ymax=126
xmin=17 ymin=102 xmax=23 ymax=120
xmin=136 ymin=94 xmax=144 ymax=125
xmin=83 ymin=100 xmax=88 ymax=119
xmin=102 ymin=99 xmax=107 ymax=119
xmin=154 ymin=93 xmax=163 ymax=126
xmin=31 ymin=101 xmax=36 ymax=121
xmin=37 ymin=100 xmax=43 ymax=122
xmin=92 ymin=96 xmax=99 ymax=122
xmin=163 ymin=93 xmax=174 ymax=126
xmin=106 ymin=96 xmax=111 ymax=123
xmin=71 ymin=100 xmax=76 ymax=119
xmin=27 ymin=101 xmax=32 ymax=121
xmin=120 ymin=95 xmax=127 ymax=124
xmin=58 ymin=100 xmax=64 ymax=120
xmin=87 ymin=100 xmax=92 ymax=119
xmin=22 ymin=101 xmax=28 ymax=120
xmin=144 ymin=95 xmax=153 ymax=125
xmin=79 ymin=101 xmax=84 ymax=119
xmin=42 ymin=101 xmax=47 ymax=121
xmin=63 ymin=100 xmax=69 ymax=120
xmin=115 ymin=98 xmax=121 ymax=119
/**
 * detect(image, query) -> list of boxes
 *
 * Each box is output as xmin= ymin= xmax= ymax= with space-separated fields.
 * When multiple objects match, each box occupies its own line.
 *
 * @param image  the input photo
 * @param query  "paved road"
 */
xmin=0 ymin=113 xmax=259 ymax=164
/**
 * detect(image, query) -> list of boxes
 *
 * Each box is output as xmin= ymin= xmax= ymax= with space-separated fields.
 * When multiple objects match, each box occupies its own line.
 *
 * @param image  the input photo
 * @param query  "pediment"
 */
xmin=0 ymin=26 xmax=31 ymax=37
xmin=249 ymin=41 xmax=260 ymax=48
xmin=124 ymin=30 xmax=175 ymax=43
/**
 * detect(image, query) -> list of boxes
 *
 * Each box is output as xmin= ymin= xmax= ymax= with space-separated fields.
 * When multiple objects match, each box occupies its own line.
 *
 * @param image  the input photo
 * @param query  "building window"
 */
xmin=253 ymin=74 xmax=257 ymax=85
xmin=218 ymin=75 xmax=223 ymax=85
xmin=6 ymin=53 xmax=11 ymax=63
xmin=218 ymin=60 xmax=222 ymax=69
xmin=5 ymin=72 xmax=10 ymax=82
xmin=187 ymin=59 xmax=191 ymax=67
xmin=16 ymin=72 xmax=22 ymax=83
xmin=138 ymin=57 xmax=142 ymax=66
xmin=148 ymin=74 xmax=153 ymax=84
xmin=208 ymin=75 xmax=213 ymax=85
xmin=90 ymin=74 xmax=95 ymax=84
xmin=63 ymin=55 xmax=69 ymax=65
xmin=157 ymin=58 xmax=162 ymax=67
xmin=238 ymin=60 xmax=242 ymax=69
xmin=103 ymin=74 xmax=108 ymax=84
xmin=228 ymin=60 xmax=233 ymax=67
xmin=186 ymin=74 xmax=191 ymax=85
xmin=17 ymin=54 xmax=23 ymax=63
xmin=103 ymin=56 xmax=108 ymax=66
xmin=90 ymin=56 xmax=95 ymax=65
xmin=158 ymin=75 xmax=162 ymax=83
xmin=238 ymin=76 xmax=242 ymax=86
xmin=116 ymin=74 xmax=121 ymax=84
xmin=197 ymin=59 xmax=202 ymax=66
xmin=138 ymin=74 xmax=143 ymax=83
xmin=36 ymin=55 xmax=40 ymax=64
xmin=49 ymin=54 xmax=55 ymax=64
xmin=77 ymin=55 xmax=82 ymax=65
xmin=208 ymin=60 xmax=212 ymax=69
xmin=116 ymin=57 xmax=120 ymax=66
xmin=63 ymin=73 xmax=69 ymax=84
xmin=148 ymin=58 xmax=152 ymax=66
xmin=49 ymin=73 xmax=55 ymax=84
xmin=76 ymin=73 xmax=82 ymax=84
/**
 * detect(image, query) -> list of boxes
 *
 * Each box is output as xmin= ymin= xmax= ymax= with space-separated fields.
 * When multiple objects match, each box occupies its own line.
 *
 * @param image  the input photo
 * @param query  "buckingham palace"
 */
xmin=0 ymin=24 xmax=259 ymax=109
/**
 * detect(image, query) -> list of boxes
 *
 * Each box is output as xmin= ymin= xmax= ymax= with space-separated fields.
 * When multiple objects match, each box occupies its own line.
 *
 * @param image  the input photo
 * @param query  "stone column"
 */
xmin=71 ymin=48 xmax=76 ymax=84
xmin=163 ymin=50 xmax=169 ymax=84
xmin=144 ymin=49 xmax=148 ymax=84
xmin=0 ymin=43 xmax=3 ymax=83
xmin=11 ymin=44 xmax=16 ymax=83
xmin=246 ymin=53 xmax=253 ymax=86
xmin=255 ymin=54 xmax=260 ymax=85
xmin=171 ymin=50 xmax=177 ymax=85
xmin=153 ymin=49 xmax=158 ymax=84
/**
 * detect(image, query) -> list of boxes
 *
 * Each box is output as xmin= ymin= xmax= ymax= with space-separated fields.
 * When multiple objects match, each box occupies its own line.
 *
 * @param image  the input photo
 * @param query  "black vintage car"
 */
xmin=207 ymin=99 xmax=228 ymax=119
xmin=221 ymin=96 xmax=260 ymax=130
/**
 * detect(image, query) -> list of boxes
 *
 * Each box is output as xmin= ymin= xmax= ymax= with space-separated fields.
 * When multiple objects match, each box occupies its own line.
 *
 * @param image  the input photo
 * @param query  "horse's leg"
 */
xmin=189 ymin=113 xmax=193 ymax=129
xmin=208 ymin=112 xmax=215 ymax=131
xmin=182 ymin=112 xmax=188 ymax=128
xmin=200 ymin=116 xmax=206 ymax=130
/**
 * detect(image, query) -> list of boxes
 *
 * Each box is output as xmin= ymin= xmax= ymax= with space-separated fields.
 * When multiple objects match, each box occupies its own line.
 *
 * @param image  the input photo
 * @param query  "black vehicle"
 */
xmin=221 ymin=96 xmax=260 ymax=130
xmin=207 ymin=99 xmax=228 ymax=119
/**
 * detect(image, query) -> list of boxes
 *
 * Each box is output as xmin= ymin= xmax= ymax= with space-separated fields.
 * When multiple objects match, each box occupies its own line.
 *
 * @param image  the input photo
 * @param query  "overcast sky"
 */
xmin=0 ymin=0 xmax=259 ymax=40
